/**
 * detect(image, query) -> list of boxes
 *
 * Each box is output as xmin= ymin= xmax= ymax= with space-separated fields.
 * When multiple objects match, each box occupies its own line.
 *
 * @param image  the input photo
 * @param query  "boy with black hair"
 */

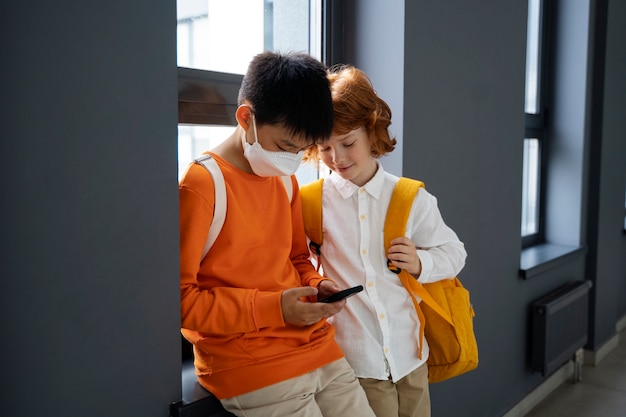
xmin=179 ymin=52 xmax=376 ymax=417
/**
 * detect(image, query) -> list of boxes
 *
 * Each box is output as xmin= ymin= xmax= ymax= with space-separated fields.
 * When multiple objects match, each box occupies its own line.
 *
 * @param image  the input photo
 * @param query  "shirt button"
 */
xmin=361 ymin=249 xmax=367 ymax=255
xmin=359 ymin=188 xmax=365 ymax=193
xmin=379 ymin=314 xmax=385 ymax=320
xmin=384 ymin=347 xmax=390 ymax=354
xmin=367 ymin=282 xmax=374 ymax=288
xmin=360 ymin=214 xmax=366 ymax=220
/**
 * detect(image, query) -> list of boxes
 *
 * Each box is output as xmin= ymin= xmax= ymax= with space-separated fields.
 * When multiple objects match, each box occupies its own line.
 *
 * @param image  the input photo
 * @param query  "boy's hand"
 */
xmin=317 ymin=280 xmax=343 ymax=301
xmin=281 ymin=286 xmax=345 ymax=326
xmin=388 ymin=236 xmax=422 ymax=276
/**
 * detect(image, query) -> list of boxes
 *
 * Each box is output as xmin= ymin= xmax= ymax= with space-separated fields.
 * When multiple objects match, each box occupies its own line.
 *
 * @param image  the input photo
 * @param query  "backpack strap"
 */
xmin=383 ymin=178 xmax=453 ymax=358
xmin=281 ymin=175 xmax=294 ymax=202
xmin=195 ymin=154 xmax=227 ymax=260
xmin=300 ymin=178 xmax=324 ymax=269
xmin=383 ymin=178 xmax=424 ymax=268
xmin=384 ymin=178 xmax=453 ymax=325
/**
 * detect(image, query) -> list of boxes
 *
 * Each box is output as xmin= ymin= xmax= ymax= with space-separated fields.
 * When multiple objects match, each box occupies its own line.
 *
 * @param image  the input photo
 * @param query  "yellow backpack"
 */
xmin=300 ymin=177 xmax=478 ymax=383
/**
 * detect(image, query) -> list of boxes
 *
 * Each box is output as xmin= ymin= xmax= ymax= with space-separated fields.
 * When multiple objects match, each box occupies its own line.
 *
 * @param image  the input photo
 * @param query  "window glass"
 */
xmin=178 ymin=125 xmax=233 ymax=179
xmin=177 ymin=0 xmax=317 ymax=74
xmin=525 ymin=0 xmax=542 ymax=114
xmin=521 ymin=138 xmax=540 ymax=236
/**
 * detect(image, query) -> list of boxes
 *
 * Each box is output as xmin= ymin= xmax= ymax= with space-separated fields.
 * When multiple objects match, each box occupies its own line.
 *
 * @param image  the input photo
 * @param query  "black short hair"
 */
xmin=238 ymin=51 xmax=333 ymax=145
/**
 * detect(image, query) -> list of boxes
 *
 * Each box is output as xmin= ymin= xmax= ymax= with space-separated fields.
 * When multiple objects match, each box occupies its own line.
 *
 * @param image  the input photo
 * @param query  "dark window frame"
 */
xmin=522 ymin=0 xmax=553 ymax=248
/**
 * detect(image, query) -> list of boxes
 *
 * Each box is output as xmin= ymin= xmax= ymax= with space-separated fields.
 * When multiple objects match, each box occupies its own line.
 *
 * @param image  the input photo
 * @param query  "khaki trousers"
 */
xmin=358 ymin=363 xmax=431 ymax=417
xmin=220 ymin=358 xmax=376 ymax=417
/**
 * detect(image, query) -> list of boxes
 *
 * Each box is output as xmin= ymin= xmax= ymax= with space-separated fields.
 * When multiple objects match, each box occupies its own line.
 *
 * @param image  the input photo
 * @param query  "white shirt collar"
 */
xmin=327 ymin=160 xmax=386 ymax=200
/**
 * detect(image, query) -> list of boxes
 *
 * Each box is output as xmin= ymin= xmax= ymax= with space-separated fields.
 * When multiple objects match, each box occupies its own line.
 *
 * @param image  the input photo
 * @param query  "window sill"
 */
xmin=170 ymin=361 xmax=233 ymax=417
xmin=520 ymin=243 xmax=586 ymax=280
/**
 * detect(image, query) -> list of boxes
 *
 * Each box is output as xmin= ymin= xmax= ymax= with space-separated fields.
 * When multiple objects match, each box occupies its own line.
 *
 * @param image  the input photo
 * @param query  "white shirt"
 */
xmin=320 ymin=162 xmax=467 ymax=381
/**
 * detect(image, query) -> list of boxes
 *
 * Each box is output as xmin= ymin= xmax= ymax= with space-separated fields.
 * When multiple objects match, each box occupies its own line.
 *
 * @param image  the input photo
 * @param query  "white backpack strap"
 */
xmin=282 ymin=176 xmax=293 ymax=202
xmin=194 ymin=154 xmax=227 ymax=259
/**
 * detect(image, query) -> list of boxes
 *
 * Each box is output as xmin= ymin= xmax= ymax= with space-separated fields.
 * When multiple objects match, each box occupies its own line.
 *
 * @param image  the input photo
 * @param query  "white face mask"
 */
xmin=242 ymin=116 xmax=304 ymax=177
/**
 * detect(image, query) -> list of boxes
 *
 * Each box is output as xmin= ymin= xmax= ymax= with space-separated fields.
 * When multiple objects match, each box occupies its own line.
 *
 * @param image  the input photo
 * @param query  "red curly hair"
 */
xmin=304 ymin=65 xmax=396 ymax=162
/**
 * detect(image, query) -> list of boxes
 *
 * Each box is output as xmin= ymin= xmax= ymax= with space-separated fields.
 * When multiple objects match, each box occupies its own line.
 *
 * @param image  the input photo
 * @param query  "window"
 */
xmin=521 ymin=138 xmax=540 ymax=237
xmin=177 ymin=0 xmax=324 ymax=184
xmin=522 ymin=0 xmax=549 ymax=247
xmin=177 ymin=0 xmax=320 ymax=74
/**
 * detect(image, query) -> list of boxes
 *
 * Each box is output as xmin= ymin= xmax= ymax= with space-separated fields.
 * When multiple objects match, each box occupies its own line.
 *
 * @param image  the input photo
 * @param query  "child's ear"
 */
xmin=235 ymin=105 xmax=254 ymax=130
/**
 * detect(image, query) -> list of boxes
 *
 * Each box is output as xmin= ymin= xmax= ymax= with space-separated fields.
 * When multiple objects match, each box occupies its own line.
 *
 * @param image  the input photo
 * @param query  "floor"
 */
xmin=524 ymin=328 xmax=626 ymax=417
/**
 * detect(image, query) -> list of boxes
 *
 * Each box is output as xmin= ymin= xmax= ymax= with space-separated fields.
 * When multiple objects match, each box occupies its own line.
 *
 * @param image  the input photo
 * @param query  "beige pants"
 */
xmin=358 ymin=363 xmax=431 ymax=417
xmin=220 ymin=358 xmax=376 ymax=417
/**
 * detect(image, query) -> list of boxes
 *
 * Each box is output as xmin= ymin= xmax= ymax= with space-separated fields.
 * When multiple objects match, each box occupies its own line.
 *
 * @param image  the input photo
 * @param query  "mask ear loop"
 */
xmin=251 ymin=114 xmax=260 ymax=144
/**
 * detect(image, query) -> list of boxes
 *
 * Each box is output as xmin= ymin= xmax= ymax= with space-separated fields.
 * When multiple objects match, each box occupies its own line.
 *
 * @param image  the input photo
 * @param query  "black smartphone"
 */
xmin=319 ymin=285 xmax=364 ymax=303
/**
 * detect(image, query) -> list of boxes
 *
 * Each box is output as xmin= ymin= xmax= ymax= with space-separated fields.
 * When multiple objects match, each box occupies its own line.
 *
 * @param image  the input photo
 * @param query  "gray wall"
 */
xmin=2 ymin=1 xmax=625 ymax=417
xmin=401 ymin=2 xmax=538 ymax=415
xmin=343 ymin=0 xmax=405 ymax=176
xmin=590 ymin=0 xmax=626 ymax=347
xmin=1 ymin=1 xmax=181 ymax=416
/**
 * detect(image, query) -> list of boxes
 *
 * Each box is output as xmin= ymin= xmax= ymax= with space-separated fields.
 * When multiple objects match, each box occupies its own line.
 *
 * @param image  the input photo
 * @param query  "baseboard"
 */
xmin=583 ymin=332 xmax=620 ymax=366
xmin=581 ymin=317 xmax=626 ymax=366
xmin=501 ymin=358 xmax=575 ymax=417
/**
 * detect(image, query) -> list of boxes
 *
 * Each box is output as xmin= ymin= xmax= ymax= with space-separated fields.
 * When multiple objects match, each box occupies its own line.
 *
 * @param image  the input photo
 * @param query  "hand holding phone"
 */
xmin=319 ymin=285 xmax=364 ymax=303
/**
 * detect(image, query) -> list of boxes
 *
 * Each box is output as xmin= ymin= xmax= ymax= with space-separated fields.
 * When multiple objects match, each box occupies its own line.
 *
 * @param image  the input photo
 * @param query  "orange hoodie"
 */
xmin=179 ymin=152 xmax=344 ymax=399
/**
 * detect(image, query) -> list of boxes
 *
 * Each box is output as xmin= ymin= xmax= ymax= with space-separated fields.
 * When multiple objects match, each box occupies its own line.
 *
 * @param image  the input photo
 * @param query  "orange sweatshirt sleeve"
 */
xmin=287 ymin=176 xmax=326 ymax=289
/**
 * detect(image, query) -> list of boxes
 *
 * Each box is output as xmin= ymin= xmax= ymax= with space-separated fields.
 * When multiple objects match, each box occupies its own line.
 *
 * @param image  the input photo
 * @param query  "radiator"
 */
xmin=531 ymin=280 xmax=593 ymax=376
